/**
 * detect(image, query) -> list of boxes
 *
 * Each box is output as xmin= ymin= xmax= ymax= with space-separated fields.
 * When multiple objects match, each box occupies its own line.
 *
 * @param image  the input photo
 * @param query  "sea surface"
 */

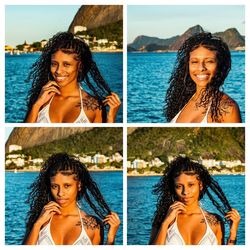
xmin=127 ymin=175 xmax=245 ymax=245
xmin=5 ymin=171 xmax=123 ymax=245
xmin=5 ymin=52 xmax=123 ymax=123
xmin=128 ymin=51 xmax=245 ymax=122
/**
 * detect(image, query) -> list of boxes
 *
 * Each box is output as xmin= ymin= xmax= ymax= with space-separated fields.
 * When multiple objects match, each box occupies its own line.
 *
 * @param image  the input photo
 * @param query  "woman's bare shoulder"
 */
xmin=219 ymin=93 xmax=241 ymax=122
xmin=80 ymin=211 xmax=102 ymax=230
xmin=79 ymin=211 xmax=104 ymax=244
xmin=81 ymin=91 xmax=102 ymax=111
xmin=204 ymin=210 xmax=224 ymax=227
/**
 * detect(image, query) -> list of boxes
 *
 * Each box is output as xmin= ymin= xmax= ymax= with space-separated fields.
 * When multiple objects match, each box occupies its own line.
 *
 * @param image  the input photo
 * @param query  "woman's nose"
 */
xmin=182 ymin=187 xmax=188 ymax=195
xmin=55 ymin=65 xmax=63 ymax=74
xmin=197 ymin=62 xmax=206 ymax=71
xmin=58 ymin=188 xmax=64 ymax=196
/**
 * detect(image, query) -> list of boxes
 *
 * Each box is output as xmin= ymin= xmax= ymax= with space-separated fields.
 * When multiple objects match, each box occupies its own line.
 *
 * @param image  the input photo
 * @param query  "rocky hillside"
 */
xmin=6 ymin=127 xmax=123 ymax=159
xmin=127 ymin=35 xmax=178 ymax=51
xmin=128 ymin=127 xmax=245 ymax=162
xmin=128 ymin=25 xmax=245 ymax=51
xmin=214 ymin=28 xmax=245 ymax=49
xmin=169 ymin=25 xmax=204 ymax=51
xmin=68 ymin=5 xmax=123 ymax=32
xmin=6 ymin=127 xmax=93 ymax=152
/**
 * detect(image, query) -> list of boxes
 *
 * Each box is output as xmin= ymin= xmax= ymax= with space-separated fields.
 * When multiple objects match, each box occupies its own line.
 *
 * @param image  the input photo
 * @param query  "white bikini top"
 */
xmin=166 ymin=208 xmax=218 ymax=245
xmin=36 ymin=87 xmax=90 ymax=123
xmin=170 ymin=102 xmax=210 ymax=123
xmin=37 ymin=208 xmax=92 ymax=245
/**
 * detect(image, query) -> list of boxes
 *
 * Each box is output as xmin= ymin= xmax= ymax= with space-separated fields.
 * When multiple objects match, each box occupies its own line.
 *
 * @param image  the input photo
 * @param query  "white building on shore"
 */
xmin=9 ymin=144 xmax=22 ymax=153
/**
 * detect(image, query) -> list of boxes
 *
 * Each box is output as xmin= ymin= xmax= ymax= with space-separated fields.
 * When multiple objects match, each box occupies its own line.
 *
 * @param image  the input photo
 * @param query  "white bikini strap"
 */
xmin=79 ymin=87 xmax=84 ymax=111
xmin=205 ymin=103 xmax=211 ymax=115
xmin=48 ymin=95 xmax=55 ymax=105
xmin=200 ymin=208 xmax=209 ymax=226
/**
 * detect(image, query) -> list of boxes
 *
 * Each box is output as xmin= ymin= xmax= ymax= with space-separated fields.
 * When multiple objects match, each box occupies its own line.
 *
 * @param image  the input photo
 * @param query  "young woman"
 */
xmin=23 ymin=153 xmax=120 ymax=245
xmin=25 ymin=32 xmax=121 ymax=123
xmin=164 ymin=32 xmax=241 ymax=123
xmin=149 ymin=156 xmax=240 ymax=245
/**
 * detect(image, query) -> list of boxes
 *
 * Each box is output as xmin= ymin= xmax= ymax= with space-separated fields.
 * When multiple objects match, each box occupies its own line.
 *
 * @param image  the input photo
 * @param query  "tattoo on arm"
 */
xmin=220 ymin=97 xmax=235 ymax=115
xmin=200 ymin=213 xmax=220 ymax=226
xmin=75 ymin=95 xmax=102 ymax=111
xmin=75 ymin=215 xmax=100 ymax=230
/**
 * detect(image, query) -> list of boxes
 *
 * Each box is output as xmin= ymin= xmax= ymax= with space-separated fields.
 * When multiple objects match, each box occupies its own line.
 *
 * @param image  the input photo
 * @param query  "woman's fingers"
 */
xmin=103 ymin=92 xmax=121 ymax=108
xmin=169 ymin=202 xmax=186 ymax=212
xmin=103 ymin=212 xmax=121 ymax=226
xmin=41 ymin=86 xmax=61 ymax=95
xmin=44 ymin=201 xmax=61 ymax=209
xmin=42 ymin=81 xmax=60 ymax=89
xmin=36 ymin=202 xmax=61 ymax=226
xmin=225 ymin=208 xmax=241 ymax=222
xmin=42 ymin=201 xmax=61 ymax=215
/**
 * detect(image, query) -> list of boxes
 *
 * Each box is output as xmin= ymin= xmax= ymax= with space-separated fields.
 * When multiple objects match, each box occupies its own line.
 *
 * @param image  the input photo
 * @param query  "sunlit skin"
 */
xmin=151 ymin=173 xmax=241 ymax=245
xmin=50 ymin=173 xmax=80 ymax=209
xmin=25 ymin=50 xmax=121 ymax=123
xmin=174 ymin=46 xmax=241 ymax=123
xmin=24 ymin=173 xmax=120 ymax=245
xmin=189 ymin=46 xmax=217 ymax=92
xmin=50 ymin=51 xmax=80 ymax=89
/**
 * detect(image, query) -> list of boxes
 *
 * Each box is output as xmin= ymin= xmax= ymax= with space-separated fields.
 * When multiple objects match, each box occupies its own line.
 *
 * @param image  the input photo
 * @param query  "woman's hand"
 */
xmin=24 ymin=201 xmax=61 ymax=245
xmin=103 ymin=212 xmax=120 ymax=244
xmin=151 ymin=202 xmax=186 ymax=245
xmin=103 ymin=92 xmax=121 ymax=123
xmin=225 ymin=208 xmax=240 ymax=243
xmin=35 ymin=201 xmax=61 ymax=228
xmin=35 ymin=81 xmax=61 ymax=108
xmin=163 ymin=201 xmax=186 ymax=226
xmin=25 ymin=81 xmax=61 ymax=122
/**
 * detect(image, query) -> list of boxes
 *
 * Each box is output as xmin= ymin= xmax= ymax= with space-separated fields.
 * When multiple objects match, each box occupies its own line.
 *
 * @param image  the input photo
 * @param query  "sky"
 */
xmin=5 ymin=5 xmax=80 ymax=46
xmin=128 ymin=5 xmax=245 ymax=43
xmin=5 ymin=127 xmax=13 ymax=142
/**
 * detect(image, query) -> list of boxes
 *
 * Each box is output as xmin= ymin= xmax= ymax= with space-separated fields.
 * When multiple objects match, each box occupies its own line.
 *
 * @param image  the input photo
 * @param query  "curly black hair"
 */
xmin=152 ymin=156 xmax=232 ymax=229
xmin=22 ymin=153 xmax=111 ymax=244
xmin=164 ymin=32 xmax=231 ymax=122
xmin=25 ymin=32 xmax=112 ymax=122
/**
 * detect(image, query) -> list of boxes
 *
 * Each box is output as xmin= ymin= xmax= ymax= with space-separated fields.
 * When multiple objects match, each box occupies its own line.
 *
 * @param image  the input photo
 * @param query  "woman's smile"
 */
xmin=50 ymin=50 xmax=79 ymax=87
xmin=189 ymin=46 xmax=217 ymax=88
xmin=54 ymin=75 xmax=69 ymax=83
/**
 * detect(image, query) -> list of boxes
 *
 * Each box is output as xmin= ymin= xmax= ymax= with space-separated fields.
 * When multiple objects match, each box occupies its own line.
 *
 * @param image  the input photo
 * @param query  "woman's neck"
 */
xmin=195 ymin=86 xmax=206 ymax=96
xmin=59 ymin=202 xmax=79 ymax=216
xmin=183 ymin=202 xmax=200 ymax=215
xmin=59 ymin=81 xmax=79 ymax=97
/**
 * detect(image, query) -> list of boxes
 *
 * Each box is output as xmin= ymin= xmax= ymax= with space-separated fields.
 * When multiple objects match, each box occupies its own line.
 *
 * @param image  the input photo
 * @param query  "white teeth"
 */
xmin=56 ymin=77 xmax=66 ymax=81
xmin=196 ymin=74 xmax=209 ymax=80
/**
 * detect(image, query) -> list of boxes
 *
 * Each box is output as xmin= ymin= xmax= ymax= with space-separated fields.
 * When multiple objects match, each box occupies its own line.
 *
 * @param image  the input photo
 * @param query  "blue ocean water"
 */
xmin=128 ymin=51 xmax=245 ymax=122
xmin=5 ymin=171 xmax=123 ymax=245
xmin=127 ymin=175 xmax=245 ymax=245
xmin=5 ymin=52 xmax=123 ymax=123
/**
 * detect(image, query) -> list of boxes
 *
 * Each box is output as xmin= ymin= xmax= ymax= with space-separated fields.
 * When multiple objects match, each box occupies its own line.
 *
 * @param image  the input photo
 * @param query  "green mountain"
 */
xmin=128 ymin=127 xmax=244 ymax=162
xmin=81 ymin=20 xmax=123 ymax=48
xmin=68 ymin=5 xmax=123 ymax=48
xmin=10 ymin=127 xmax=122 ymax=159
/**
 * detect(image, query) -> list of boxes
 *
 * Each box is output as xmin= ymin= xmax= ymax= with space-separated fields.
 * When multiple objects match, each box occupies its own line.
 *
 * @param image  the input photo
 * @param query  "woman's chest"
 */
xmin=176 ymin=101 xmax=209 ymax=123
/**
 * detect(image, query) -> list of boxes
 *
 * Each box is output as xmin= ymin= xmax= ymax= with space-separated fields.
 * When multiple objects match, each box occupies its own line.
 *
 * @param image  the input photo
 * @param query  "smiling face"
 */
xmin=50 ymin=50 xmax=80 ymax=87
xmin=189 ymin=46 xmax=218 ymax=89
xmin=50 ymin=172 xmax=81 ymax=207
xmin=174 ymin=173 xmax=202 ymax=205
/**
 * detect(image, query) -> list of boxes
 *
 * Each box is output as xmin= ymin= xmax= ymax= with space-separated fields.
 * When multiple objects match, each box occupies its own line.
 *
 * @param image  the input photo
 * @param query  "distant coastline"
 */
xmin=127 ymin=172 xmax=245 ymax=177
xmin=127 ymin=50 xmax=245 ymax=53
xmin=6 ymin=168 xmax=123 ymax=173
xmin=5 ymin=49 xmax=123 ymax=55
